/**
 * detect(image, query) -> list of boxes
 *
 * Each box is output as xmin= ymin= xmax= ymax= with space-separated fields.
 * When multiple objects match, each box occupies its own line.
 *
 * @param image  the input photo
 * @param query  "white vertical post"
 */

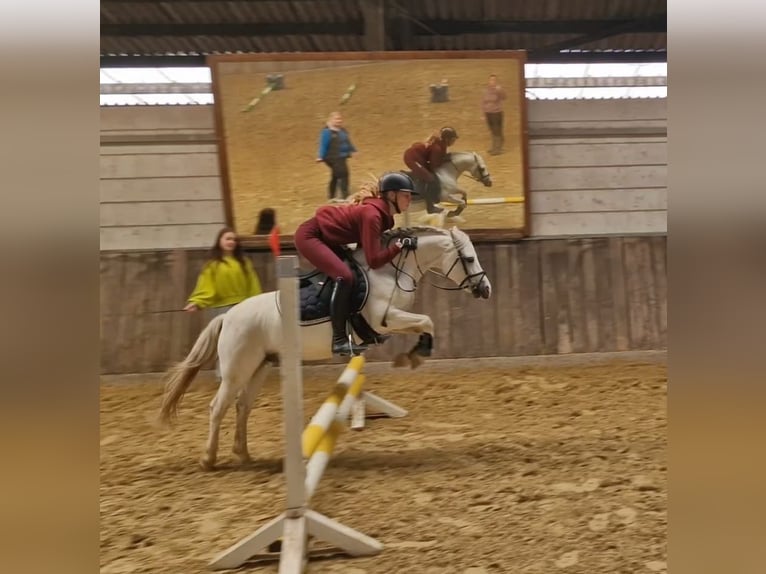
xmin=209 ymin=256 xmax=384 ymax=571
xmin=278 ymin=256 xmax=307 ymax=515
xmin=208 ymin=255 xmax=309 ymax=572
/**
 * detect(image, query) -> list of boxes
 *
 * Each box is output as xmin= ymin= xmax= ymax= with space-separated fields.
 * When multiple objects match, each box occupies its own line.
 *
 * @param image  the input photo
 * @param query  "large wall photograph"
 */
xmin=209 ymin=51 xmax=530 ymax=238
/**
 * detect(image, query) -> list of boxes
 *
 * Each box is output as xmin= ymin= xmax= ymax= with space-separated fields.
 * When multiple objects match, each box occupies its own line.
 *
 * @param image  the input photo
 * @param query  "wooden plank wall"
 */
xmin=100 ymin=235 xmax=666 ymax=374
xmin=100 ymin=99 xmax=667 ymax=251
xmin=527 ymin=99 xmax=667 ymax=236
xmin=100 ymin=106 xmax=225 ymax=250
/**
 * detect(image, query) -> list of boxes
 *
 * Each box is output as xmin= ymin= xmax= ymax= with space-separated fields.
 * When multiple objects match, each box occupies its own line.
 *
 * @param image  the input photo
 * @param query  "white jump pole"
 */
xmin=440 ymin=196 xmax=524 ymax=206
xmin=208 ymin=255 xmax=382 ymax=573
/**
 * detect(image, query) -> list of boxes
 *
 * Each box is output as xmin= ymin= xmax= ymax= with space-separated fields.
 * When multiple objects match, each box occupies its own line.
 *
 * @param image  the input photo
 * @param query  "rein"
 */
xmin=387 ymin=231 xmax=486 ymax=293
xmin=378 ymin=230 xmax=486 ymax=326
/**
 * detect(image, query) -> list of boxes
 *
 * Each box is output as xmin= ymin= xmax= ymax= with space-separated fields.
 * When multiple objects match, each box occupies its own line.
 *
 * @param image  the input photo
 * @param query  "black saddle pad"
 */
xmin=297 ymin=251 xmax=369 ymax=324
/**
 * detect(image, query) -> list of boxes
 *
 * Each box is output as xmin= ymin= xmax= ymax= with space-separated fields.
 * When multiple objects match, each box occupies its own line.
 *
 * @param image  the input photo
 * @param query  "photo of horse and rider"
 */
xmin=211 ymin=55 xmax=528 ymax=235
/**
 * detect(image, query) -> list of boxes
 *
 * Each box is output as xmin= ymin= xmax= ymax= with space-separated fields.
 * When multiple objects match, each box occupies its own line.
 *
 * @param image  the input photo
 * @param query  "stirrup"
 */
xmin=332 ymin=335 xmax=367 ymax=357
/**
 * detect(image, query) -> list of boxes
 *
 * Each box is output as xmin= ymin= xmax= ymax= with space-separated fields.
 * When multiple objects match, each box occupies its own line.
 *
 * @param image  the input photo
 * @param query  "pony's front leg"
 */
xmin=232 ymin=360 xmax=270 ymax=464
xmin=445 ymin=188 xmax=469 ymax=219
xmin=381 ymin=309 xmax=435 ymax=369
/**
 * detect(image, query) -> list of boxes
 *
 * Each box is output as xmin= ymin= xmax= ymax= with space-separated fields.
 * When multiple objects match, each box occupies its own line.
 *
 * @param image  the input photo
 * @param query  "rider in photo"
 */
xmin=402 ymin=126 xmax=459 ymax=213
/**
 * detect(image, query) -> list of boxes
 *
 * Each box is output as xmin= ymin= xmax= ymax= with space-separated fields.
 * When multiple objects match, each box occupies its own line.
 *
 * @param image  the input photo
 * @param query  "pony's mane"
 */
xmin=444 ymin=150 xmax=474 ymax=160
xmin=382 ymin=225 xmax=450 ymax=240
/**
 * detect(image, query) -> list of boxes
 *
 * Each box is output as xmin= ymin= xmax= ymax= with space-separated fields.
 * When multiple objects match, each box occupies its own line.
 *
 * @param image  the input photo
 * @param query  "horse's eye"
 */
xmin=464 ymin=256 xmax=475 ymax=263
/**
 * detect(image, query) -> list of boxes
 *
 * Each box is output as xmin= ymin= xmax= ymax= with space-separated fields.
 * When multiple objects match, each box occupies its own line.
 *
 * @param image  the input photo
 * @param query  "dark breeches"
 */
xmin=294 ymin=218 xmax=354 ymax=284
xmin=485 ymin=111 xmax=504 ymax=138
xmin=324 ymin=158 xmax=349 ymax=199
xmin=403 ymin=149 xmax=433 ymax=181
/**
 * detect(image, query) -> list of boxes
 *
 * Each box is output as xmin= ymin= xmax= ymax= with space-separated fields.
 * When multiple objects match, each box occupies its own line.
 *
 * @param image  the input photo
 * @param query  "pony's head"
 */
xmin=441 ymin=226 xmax=492 ymax=299
xmin=470 ymin=152 xmax=493 ymax=188
xmin=445 ymin=151 xmax=493 ymax=188
xmin=389 ymin=226 xmax=492 ymax=299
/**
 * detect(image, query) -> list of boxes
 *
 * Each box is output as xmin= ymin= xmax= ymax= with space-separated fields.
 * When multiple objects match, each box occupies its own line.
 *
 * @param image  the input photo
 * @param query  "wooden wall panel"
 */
xmin=99 ymin=236 xmax=667 ymax=374
xmin=531 ymin=188 xmax=667 ymax=213
xmin=530 ymin=165 xmax=666 ymax=191
xmin=529 ymin=141 xmax=667 ymax=168
xmin=100 ymin=176 xmax=222 ymax=203
xmin=531 ymin=211 xmax=667 ymax=236
xmin=100 ymin=152 xmax=220 ymax=179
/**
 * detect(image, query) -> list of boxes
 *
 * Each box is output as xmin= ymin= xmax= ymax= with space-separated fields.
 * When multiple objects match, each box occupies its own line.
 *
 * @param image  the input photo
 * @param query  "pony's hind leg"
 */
xmin=202 ymin=378 xmax=239 ymax=470
xmin=232 ymin=359 xmax=271 ymax=464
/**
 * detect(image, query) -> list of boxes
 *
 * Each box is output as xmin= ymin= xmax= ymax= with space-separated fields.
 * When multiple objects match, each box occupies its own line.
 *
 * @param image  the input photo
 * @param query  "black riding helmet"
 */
xmin=440 ymin=126 xmax=458 ymax=141
xmin=379 ymin=171 xmax=418 ymax=195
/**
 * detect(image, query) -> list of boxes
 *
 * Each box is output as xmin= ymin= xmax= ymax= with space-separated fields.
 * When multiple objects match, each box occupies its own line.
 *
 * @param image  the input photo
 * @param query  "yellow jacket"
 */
xmin=187 ymin=255 xmax=263 ymax=309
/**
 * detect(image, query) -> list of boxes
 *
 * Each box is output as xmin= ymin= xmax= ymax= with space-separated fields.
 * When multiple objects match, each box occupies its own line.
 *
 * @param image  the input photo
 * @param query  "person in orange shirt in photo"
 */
xmin=254 ymin=208 xmax=281 ymax=258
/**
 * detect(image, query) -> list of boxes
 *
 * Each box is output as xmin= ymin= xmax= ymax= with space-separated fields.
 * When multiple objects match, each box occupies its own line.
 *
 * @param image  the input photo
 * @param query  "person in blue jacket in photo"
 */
xmin=316 ymin=111 xmax=357 ymax=201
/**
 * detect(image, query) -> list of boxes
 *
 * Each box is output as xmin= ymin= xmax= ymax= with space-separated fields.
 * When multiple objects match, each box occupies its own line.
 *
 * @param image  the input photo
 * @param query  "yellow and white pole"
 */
xmin=301 ymin=355 xmax=365 ymax=458
xmin=305 ymin=374 xmax=366 ymax=501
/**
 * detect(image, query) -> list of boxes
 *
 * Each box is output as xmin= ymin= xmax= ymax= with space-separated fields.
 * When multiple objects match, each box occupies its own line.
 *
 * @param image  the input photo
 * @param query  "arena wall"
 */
xmin=99 ymin=100 xmax=667 ymax=374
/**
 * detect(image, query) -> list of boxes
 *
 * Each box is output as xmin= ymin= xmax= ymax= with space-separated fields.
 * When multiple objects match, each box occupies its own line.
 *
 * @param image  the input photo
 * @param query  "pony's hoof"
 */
xmin=392 ymin=353 xmax=410 ymax=368
xmin=408 ymin=352 xmax=425 ymax=369
xmin=199 ymin=456 xmax=216 ymax=471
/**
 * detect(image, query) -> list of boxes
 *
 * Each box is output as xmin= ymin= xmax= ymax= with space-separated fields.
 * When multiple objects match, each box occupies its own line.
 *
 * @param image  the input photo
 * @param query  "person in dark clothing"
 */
xmin=294 ymin=172 xmax=419 ymax=356
xmin=481 ymin=74 xmax=507 ymax=155
xmin=316 ymin=111 xmax=357 ymax=200
xmin=253 ymin=208 xmax=280 ymax=258
xmin=402 ymin=126 xmax=458 ymax=213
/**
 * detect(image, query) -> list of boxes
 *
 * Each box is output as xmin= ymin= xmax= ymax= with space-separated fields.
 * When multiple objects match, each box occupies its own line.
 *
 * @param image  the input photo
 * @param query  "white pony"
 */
xmin=158 ymin=226 xmax=492 ymax=469
xmin=406 ymin=150 xmax=493 ymax=222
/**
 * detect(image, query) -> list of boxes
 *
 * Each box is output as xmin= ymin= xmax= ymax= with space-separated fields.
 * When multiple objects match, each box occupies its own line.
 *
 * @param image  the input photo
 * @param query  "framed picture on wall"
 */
xmin=207 ymin=51 xmax=531 ymax=242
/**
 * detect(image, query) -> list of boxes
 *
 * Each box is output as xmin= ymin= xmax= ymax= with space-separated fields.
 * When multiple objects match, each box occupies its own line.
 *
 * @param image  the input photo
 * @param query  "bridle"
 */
xmin=379 ymin=229 xmax=487 ymax=326
xmin=447 ymin=152 xmax=492 ymax=186
xmin=387 ymin=229 xmax=487 ymax=295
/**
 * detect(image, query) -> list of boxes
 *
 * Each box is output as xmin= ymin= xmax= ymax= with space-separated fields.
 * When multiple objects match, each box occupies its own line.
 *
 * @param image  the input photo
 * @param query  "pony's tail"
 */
xmin=157 ymin=313 xmax=226 ymax=426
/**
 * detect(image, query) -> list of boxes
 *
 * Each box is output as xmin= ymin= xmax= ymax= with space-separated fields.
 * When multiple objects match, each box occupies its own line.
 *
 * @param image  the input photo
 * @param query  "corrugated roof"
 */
xmin=100 ymin=0 xmax=666 ymax=66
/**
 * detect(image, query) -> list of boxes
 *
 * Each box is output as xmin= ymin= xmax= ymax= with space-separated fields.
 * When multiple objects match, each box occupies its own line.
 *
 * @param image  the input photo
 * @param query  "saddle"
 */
xmin=286 ymin=247 xmax=388 ymax=345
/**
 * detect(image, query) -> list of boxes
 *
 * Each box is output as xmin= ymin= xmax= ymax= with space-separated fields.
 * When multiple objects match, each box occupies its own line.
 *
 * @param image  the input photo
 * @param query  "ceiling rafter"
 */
xmin=102 ymin=18 xmax=666 ymax=38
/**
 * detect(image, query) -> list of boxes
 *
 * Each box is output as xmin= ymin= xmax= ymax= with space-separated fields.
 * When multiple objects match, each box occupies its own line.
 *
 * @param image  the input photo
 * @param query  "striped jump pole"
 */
xmin=208 ymin=256 xmax=387 ymax=573
xmin=305 ymin=369 xmax=367 ymax=500
xmin=339 ymin=83 xmax=357 ymax=106
xmin=241 ymin=84 xmax=273 ymax=113
xmin=302 ymin=356 xmax=365 ymax=459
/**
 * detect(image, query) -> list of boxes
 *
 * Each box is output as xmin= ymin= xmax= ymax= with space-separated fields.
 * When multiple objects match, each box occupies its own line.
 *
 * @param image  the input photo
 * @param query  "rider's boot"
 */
xmin=330 ymin=278 xmax=368 ymax=356
xmin=423 ymin=180 xmax=444 ymax=214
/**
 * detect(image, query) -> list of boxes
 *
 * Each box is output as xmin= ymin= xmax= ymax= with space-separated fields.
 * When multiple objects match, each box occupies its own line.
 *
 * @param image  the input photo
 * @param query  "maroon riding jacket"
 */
xmin=315 ymin=197 xmax=402 ymax=269
xmin=427 ymin=139 xmax=449 ymax=170
xmin=404 ymin=140 xmax=448 ymax=171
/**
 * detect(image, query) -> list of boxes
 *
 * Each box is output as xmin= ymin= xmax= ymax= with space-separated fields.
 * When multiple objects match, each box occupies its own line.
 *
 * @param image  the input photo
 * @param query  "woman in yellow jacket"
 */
xmin=184 ymin=227 xmax=263 ymax=378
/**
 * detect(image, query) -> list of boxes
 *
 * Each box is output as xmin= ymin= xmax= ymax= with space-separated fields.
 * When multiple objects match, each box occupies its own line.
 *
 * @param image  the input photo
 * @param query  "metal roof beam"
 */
xmin=100 ymin=18 xmax=666 ymax=38
xmin=99 ymin=50 xmax=667 ymax=68
xmin=101 ymin=0 xmax=325 ymax=3
xmin=531 ymin=14 xmax=666 ymax=57
xmin=101 ymin=22 xmax=364 ymax=36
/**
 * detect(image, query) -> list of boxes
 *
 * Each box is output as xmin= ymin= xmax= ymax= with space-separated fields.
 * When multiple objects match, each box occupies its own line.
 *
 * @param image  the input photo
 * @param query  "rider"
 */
xmin=402 ymin=127 xmax=459 ymax=213
xmin=294 ymin=172 xmax=419 ymax=356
